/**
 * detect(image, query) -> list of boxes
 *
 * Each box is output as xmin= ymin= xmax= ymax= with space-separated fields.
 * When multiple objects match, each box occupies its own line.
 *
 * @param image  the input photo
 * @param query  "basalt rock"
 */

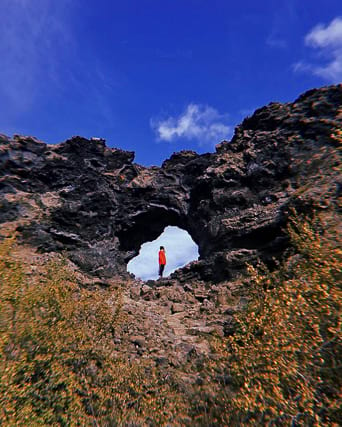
xmin=0 ymin=85 xmax=341 ymax=282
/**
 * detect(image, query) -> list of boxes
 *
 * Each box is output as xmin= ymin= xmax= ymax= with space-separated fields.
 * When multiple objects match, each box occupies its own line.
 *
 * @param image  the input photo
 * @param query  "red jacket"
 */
xmin=159 ymin=250 xmax=166 ymax=265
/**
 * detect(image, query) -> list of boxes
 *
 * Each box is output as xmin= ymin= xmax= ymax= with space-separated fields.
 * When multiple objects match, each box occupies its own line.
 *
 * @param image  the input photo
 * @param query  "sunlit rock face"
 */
xmin=0 ymin=85 xmax=341 ymax=281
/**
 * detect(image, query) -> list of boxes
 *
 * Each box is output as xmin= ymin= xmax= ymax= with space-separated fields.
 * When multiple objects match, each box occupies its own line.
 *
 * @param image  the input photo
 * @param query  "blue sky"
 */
xmin=1 ymin=0 xmax=341 ymax=166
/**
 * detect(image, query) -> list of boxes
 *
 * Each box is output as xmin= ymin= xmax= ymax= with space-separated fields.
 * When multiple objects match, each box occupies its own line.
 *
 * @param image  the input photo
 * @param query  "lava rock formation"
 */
xmin=0 ymin=85 xmax=341 ymax=282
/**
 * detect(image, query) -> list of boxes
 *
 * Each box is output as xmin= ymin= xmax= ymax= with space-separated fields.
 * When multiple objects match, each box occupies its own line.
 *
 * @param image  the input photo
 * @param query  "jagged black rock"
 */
xmin=0 ymin=84 xmax=341 ymax=281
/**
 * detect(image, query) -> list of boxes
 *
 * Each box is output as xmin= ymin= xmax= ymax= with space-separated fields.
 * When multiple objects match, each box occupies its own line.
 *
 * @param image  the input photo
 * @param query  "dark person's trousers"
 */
xmin=159 ymin=264 xmax=165 ymax=277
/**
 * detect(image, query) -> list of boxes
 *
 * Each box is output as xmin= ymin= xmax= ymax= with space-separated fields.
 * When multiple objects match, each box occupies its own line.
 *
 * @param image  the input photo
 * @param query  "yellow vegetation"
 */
xmin=207 ymin=212 xmax=341 ymax=426
xmin=0 ymin=240 xmax=185 ymax=426
xmin=0 ymin=209 xmax=341 ymax=425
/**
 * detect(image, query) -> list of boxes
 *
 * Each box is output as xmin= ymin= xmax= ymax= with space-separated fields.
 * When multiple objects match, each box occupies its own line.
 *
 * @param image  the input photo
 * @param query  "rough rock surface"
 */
xmin=1 ymin=85 xmax=341 ymax=282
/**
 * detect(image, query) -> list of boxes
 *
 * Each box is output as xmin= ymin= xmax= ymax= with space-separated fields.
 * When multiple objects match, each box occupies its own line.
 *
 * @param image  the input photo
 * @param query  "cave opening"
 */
xmin=127 ymin=226 xmax=199 ymax=281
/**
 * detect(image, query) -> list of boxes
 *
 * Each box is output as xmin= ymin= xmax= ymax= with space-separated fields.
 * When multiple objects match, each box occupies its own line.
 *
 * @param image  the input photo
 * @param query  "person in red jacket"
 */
xmin=158 ymin=246 xmax=166 ymax=278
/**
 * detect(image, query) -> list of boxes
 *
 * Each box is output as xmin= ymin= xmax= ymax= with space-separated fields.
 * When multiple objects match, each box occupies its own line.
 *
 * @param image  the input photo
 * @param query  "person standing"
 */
xmin=158 ymin=246 xmax=166 ymax=278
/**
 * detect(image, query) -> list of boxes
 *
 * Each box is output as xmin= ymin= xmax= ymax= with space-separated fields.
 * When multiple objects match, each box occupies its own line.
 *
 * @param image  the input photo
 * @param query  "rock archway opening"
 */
xmin=127 ymin=226 xmax=199 ymax=281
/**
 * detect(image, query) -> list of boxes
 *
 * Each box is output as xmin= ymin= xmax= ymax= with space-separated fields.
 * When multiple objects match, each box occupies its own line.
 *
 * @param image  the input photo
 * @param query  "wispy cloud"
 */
xmin=0 ymin=0 xmax=118 ymax=129
xmin=266 ymin=0 xmax=299 ymax=50
xmin=127 ymin=226 xmax=199 ymax=281
xmin=151 ymin=104 xmax=232 ymax=145
xmin=294 ymin=17 xmax=342 ymax=83
xmin=266 ymin=36 xmax=287 ymax=49
xmin=0 ymin=0 xmax=76 ymax=112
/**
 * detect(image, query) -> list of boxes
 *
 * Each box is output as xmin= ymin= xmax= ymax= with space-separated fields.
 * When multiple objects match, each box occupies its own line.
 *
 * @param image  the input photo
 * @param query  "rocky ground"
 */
xmin=120 ymin=276 xmax=244 ymax=366
xmin=6 ymin=239 xmax=247 ymax=386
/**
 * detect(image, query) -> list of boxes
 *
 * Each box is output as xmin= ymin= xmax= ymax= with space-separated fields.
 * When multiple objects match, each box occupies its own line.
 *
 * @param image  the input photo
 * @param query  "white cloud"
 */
xmin=127 ymin=226 xmax=199 ymax=281
xmin=305 ymin=17 xmax=342 ymax=48
xmin=151 ymin=104 xmax=232 ymax=145
xmin=294 ymin=17 xmax=342 ymax=83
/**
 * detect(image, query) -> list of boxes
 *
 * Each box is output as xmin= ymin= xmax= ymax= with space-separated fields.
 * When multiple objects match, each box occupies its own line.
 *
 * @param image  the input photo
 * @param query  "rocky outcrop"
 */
xmin=0 ymin=85 xmax=341 ymax=283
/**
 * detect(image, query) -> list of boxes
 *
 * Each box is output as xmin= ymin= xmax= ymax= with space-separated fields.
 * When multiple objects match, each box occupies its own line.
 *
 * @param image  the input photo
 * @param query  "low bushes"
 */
xmin=0 ymin=240 xmax=185 ymax=426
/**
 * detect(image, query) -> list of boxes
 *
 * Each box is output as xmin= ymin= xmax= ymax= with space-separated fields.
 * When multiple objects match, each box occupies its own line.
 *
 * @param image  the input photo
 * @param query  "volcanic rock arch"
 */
xmin=0 ymin=85 xmax=341 ymax=282
xmin=118 ymin=207 xmax=190 ymax=256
